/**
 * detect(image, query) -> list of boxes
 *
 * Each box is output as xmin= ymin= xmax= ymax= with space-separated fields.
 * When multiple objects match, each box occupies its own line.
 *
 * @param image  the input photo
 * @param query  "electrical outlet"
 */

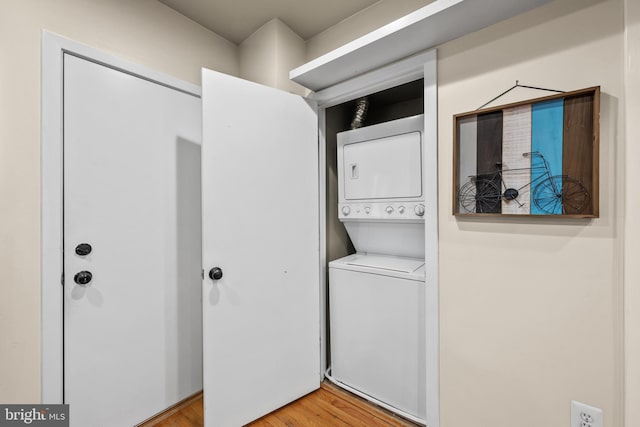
xmin=571 ymin=400 xmax=603 ymax=427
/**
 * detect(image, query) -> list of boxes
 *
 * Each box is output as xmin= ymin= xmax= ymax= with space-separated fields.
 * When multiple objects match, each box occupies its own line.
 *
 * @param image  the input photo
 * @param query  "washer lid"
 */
xmin=329 ymin=253 xmax=426 ymax=281
xmin=343 ymin=253 xmax=424 ymax=273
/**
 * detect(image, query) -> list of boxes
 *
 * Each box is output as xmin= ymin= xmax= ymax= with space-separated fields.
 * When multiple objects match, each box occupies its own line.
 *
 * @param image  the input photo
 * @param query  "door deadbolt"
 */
xmin=75 ymin=243 xmax=92 ymax=256
xmin=74 ymin=271 xmax=93 ymax=285
xmin=209 ymin=267 xmax=223 ymax=280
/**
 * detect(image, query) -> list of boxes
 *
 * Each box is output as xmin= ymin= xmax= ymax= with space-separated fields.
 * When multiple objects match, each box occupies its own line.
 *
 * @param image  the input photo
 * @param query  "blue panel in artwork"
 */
xmin=531 ymin=99 xmax=564 ymax=214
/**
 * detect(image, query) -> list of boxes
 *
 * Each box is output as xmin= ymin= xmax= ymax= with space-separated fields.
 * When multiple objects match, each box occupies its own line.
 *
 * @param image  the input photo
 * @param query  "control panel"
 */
xmin=339 ymin=202 xmax=426 ymax=221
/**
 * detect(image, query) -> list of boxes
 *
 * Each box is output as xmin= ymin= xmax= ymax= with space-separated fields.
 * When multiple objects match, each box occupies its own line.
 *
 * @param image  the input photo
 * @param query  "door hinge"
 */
xmin=201 ymin=269 xmax=204 ymax=280
xmin=61 ymin=272 xmax=65 ymax=286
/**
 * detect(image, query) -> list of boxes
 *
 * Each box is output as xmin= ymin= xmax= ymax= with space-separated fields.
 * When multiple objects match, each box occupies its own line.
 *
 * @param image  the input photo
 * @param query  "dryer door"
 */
xmin=201 ymin=69 xmax=320 ymax=426
xmin=342 ymin=131 xmax=422 ymax=200
xmin=337 ymin=115 xmax=424 ymax=203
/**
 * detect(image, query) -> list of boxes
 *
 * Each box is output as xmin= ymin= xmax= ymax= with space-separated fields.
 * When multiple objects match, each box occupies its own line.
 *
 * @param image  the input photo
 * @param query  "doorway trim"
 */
xmin=41 ymin=31 xmax=201 ymax=403
xmin=312 ymin=48 xmax=439 ymax=427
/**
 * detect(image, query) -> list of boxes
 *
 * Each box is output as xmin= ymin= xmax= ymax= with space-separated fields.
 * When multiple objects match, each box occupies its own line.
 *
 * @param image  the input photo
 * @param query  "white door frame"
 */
xmin=41 ymin=31 xmax=201 ymax=403
xmin=312 ymin=48 xmax=439 ymax=427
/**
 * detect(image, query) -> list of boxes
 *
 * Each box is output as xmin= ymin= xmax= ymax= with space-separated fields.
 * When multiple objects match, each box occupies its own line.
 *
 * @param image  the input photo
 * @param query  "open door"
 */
xmin=201 ymin=69 xmax=320 ymax=426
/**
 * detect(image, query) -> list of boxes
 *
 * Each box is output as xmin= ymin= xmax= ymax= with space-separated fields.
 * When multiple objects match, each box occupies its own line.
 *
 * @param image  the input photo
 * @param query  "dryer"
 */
xmin=329 ymin=114 xmax=426 ymax=423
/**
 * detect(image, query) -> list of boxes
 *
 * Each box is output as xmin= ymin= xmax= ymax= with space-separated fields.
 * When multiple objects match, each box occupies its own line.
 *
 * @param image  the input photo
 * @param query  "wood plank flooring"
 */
xmin=146 ymin=382 xmax=418 ymax=427
xmin=138 ymin=392 xmax=203 ymax=427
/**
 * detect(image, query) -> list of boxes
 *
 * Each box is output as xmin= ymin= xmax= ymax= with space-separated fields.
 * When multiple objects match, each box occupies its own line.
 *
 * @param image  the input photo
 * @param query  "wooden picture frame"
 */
xmin=453 ymin=86 xmax=600 ymax=218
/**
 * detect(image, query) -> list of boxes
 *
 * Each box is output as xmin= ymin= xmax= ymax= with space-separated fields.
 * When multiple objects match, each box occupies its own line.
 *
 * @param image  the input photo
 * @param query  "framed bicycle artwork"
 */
xmin=453 ymin=86 xmax=600 ymax=218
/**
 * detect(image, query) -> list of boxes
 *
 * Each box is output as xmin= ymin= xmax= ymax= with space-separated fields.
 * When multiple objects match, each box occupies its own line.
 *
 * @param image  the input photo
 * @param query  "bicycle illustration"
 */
xmin=457 ymin=151 xmax=590 ymax=214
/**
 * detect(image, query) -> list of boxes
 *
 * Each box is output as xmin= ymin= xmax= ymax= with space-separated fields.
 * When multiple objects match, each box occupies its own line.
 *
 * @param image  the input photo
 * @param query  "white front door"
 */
xmin=201 ymin=69 xmax=320 ymax=426
xmin=63 ymin=54 xmax=203 ymax=426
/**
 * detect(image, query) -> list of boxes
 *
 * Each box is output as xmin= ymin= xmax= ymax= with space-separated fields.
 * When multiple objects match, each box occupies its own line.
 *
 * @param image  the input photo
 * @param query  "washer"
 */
xmin=329 ymin=253 xmax=426 ymax=420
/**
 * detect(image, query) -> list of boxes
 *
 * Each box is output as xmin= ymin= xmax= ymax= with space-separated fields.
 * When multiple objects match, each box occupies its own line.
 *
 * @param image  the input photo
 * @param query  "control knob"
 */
xmin=414 ymin=204 xmax=425 ymax=216
xmin=385 ymin=206 xmax=394 ymax=214
xmin=341 ymin=206 xmax=351 ymax=216
xmin=398 ymin=206 xmax=406 ymax=214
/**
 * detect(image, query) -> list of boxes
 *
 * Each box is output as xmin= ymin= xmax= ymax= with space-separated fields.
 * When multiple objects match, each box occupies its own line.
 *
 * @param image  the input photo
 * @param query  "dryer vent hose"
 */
xmin=350 ymin=97 xmax=369 ymax=130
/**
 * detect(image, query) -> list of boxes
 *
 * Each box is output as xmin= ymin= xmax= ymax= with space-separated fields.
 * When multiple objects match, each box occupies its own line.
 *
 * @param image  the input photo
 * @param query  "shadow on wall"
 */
xmin=171 ymin=136 xmax=203 ymax=400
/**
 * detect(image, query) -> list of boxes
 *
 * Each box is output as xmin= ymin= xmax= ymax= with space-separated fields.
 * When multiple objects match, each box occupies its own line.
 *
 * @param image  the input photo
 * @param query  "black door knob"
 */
xmin=75 ymin=243 xmax=92 ymax=256
xmin=209 ymin=267 xmax=223 ymax=280
xmin=74 ymin=271 xmax=93 ymax=285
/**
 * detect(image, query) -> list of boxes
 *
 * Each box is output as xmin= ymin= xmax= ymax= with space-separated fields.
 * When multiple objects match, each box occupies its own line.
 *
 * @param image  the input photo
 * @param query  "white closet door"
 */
xmin=63 ymin=54 xmax=202 ymax=426
xmin=201 ymin=69 xmax=320 ymax=426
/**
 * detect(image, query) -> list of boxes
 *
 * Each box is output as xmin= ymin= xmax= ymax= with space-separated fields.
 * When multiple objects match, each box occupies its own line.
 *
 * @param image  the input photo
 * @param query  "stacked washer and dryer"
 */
xmin=328 ymin=114 xmax=427 ymax=424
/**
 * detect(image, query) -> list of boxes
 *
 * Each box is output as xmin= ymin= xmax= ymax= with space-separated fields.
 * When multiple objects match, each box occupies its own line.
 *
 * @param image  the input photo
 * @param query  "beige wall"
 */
xmin=239 ymin=18 xmax=306 ymax=95
xmin=0 ymin=0 xmax=237 ymax=403
xmin=624 ymin=0 xmax=640 ymax=425
xmin=239 ymin=20 xmax=280 ymax=90
xmin=312 ymin=0 xmax=626 ymax=426
xmin=437 ymin=1 xmax=624 ymax=425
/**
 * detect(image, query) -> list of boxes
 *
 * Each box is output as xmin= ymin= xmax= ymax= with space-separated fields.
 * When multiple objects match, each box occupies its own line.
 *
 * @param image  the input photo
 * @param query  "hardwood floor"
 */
xmin=138 ymin=392 xmax=203 ymax=427
xmin=144 ymin=382 xmax=418 ymax=427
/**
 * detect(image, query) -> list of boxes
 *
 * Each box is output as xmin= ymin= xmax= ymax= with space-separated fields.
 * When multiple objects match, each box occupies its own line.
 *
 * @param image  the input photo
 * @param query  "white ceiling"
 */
xmin=158 ymin=0 xmax=381 ymax=44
